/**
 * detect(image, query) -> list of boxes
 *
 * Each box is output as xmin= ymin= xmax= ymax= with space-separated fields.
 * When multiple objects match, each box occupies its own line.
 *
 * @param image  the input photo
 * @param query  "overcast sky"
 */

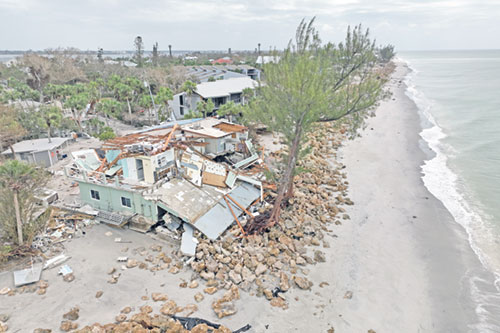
xmin=1 ymin=0 xmax=499 ymax=52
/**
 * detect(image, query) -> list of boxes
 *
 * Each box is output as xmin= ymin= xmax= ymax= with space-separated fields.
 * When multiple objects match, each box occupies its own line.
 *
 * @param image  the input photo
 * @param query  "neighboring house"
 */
xmin=186 ymin=65 xmax=260 ymax=82
xmin=186 ymin=66 xmax=247 ymax=82
xmin=211 ymin=57 xmax=233 ymax=65
xmin=256 ymin=55 xmax=281 ymax=64
xmin=226 ymin=65 xmax=261 ymax=80
xmin=170 ymin=77 xmax=257 ymax=119
xmin=1 ymin=137 xmax=72 ymax=167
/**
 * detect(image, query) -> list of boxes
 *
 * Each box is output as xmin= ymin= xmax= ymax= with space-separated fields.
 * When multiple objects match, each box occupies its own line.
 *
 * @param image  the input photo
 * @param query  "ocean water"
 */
xmin=400 ymin=50 xmax=500 ymax=330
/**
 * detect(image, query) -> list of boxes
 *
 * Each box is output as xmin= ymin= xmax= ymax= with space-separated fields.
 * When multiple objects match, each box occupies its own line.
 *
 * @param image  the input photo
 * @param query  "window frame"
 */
xmin=121 ymin=196 xmax=132 ymax=208
xmin=90 ymin=189 xmax=100 ymax=200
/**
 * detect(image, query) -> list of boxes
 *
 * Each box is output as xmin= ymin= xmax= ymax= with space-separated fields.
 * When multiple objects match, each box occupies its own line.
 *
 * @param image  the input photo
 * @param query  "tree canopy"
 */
xmin=245 ymin=18 xmax=386 ymax=228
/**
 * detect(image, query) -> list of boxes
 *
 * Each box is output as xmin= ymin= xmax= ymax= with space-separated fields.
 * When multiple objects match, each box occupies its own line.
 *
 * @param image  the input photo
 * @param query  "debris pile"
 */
xmin=181 ymin=122 xmax=351 ymax=310
xmin=32 ymin=207 xmax=97 ymax=254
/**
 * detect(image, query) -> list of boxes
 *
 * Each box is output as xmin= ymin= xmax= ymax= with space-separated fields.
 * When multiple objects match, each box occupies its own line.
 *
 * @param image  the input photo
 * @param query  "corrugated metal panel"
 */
xmin=193 ymin=182 xmax=260 ymax=240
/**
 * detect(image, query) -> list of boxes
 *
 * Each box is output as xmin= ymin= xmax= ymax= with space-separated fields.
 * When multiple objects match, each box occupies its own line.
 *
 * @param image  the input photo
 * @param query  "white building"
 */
xmin=169 ymin=77 xmax=257 ymax=119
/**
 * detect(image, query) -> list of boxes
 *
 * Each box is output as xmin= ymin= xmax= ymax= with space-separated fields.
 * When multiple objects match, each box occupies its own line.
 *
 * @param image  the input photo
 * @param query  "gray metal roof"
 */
xmin=2 ymin=137 xmax=70 ymax=155
xmin=194 ymin=182 xmax=260 ymax=240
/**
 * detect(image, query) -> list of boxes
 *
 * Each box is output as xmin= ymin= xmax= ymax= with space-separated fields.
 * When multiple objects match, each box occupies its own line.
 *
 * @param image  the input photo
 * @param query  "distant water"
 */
xmin=401 ymin=50 xmax=500 ymax=330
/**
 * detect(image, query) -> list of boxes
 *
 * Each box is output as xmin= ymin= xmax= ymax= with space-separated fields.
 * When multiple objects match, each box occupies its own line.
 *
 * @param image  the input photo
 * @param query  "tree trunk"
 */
xmin=72 ymin=108 xmax=83 ymax=131
xmin=269 ymin=121 xmax=303 ymax=224
xmin=13 ymin=190 xmax=23 ymax=245
xmin=127 ymin=99 xmax=132 ymax=117
xmin=47 ymin=125 xmax=52 ymax=143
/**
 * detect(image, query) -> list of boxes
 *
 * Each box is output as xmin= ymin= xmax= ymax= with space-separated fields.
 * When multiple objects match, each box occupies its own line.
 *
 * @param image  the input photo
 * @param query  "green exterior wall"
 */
xmin=77 ymin=181 xmax=158 ymax=220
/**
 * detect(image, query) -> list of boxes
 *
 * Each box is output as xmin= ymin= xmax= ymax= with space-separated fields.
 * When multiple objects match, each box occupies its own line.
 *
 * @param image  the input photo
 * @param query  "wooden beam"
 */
xmin=226 ymin=194 xmax=254 ymax=218
xmin=224 ymin=195 xmax=247 ymax=237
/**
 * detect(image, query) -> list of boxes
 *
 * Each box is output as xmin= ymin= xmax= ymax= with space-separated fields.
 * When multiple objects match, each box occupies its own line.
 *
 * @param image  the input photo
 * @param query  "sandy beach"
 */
xmin=0 ymin=61 xmax=492 ymax=332
xmin=329 ymin=61 xmax=490 ymax=332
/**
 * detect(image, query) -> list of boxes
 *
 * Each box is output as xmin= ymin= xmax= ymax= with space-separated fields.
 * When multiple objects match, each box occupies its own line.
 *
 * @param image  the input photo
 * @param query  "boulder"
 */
xmin=160 ymin=300 xmax=178 ymax=316
xmin=314 ymin=250 xmax=326 ymax=263
xmin=228 ymin=270 xmax=242 ymax=285
xmin=62 ymin=307 xmax=79 ymax=321
xmin=255 ymin=263 xmax=267 ymax=276
xmin=294 ymin=276 xmax=313 ymax=290
xmin=120 ymin=307 xmax=132 ymax=314
xmin=194 ymin=292 xmax=204 ymax=303
xmin=188 ymin=280 xmax=199 ymax=289
xmin=270 ymin=297 xmax=288 ymax=310
xmin=204 ymin=287 xmax=218 ymax=295
xmin=152 ymin=292 xmax=168 ymax=302
xmin=60 ymin=321 xmax=78 ymax=332
xmin=126 ymin=259 xmax=138 ymax=268
xmin=140 ymin=305 xmax=153 ymax=313
xmin=115 ymin=314 xmax=127 ymax=323
xmin=280 ymin=272 xmax=290 ymax=291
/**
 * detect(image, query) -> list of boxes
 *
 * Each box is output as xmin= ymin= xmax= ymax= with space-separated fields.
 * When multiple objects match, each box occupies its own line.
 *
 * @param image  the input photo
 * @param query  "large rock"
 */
xmin=228 ymin=270 xmax=242 ymax=285
xmin=204 ymin=287 xmax=218 ymax=295
xmin=200 ymin=271 xmax=215 ymax=281
xmin=115 ymin=314 xmax=127 ymax=322
xmin=280 ymin=272 xmax=290 ymax=291
xmin=140 ymin=305 xmax=153 ymax=313
xmin=152 ymin=292 xmax=168 ymax=302
xmin=241 ymin=266 xmax=256 ymax=283
xmin=160 ymin=300 xmax=178 ymax=316
xmin=194 ymin=292 xmax=204 ymax=303
xmin=270 ymin=296 xmax=288 ymax=310
xmin=255 ymin=263 xmax=267 ymax=276
xmin=294 ymin=276 xmax=313 ymax=290
xmin=126 ymin=259 xmax=138 ymax=268
xmin=212 ymin=300 xmax=236 ymax=319
xmin=120 ymin=307 xmax=132 ymax=314
xmin=60 ymin=321 xmax=78 ymax=332
xmin=130 ymin=312 xmax=153 ymax=327
xmin=62 ymin=307 xmax=79 ymax=321
xmin=314 ymin=250 xmax=326 ymax=263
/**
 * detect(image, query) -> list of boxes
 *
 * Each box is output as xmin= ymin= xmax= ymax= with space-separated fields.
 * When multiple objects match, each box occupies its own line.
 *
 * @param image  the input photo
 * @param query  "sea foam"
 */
xmin=401 ymin=58 xmax=500 ymax=331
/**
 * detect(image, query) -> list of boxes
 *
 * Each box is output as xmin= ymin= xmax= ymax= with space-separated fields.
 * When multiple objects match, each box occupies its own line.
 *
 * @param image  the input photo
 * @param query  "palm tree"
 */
xmin=40 ymin=105 xmax=62 ymax=143
xmin=182 ymin=80 xmax=197 ymax=114
xmin=0 ymin=160 xmax=37 ymax=245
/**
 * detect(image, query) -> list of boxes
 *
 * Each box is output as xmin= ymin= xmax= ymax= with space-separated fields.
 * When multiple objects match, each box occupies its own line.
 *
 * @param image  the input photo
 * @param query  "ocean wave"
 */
xmin=402 ymin=62 xmax=500 ymax=331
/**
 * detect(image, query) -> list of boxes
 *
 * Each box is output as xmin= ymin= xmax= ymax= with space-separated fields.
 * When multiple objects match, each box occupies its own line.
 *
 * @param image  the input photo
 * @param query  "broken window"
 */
xmin=90 ymin=189 xmax=100 ymax=200
xmin=121 ymin=196 xmax=131 ymax=208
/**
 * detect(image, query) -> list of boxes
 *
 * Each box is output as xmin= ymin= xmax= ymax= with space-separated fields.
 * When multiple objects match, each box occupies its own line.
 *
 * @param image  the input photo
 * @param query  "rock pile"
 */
xmin=174 ymin=123 xmax=352 ymax=312
xmin=73 ymin=313 xmax=232 ymax=333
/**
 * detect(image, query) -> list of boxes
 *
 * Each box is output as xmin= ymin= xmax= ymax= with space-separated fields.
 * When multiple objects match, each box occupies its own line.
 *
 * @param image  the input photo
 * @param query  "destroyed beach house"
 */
xmin=65 ymin=118 xmax=265 ymax=255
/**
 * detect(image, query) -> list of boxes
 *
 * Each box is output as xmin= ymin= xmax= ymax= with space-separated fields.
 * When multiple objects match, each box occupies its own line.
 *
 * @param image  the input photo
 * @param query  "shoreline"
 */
xmin=329 ymin=61 xmax=492 ymax=332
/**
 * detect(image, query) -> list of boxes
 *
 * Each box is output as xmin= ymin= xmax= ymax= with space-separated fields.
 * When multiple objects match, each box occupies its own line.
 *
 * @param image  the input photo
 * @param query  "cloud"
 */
xmin=0 ymin=0 xmax=499 ymax=50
